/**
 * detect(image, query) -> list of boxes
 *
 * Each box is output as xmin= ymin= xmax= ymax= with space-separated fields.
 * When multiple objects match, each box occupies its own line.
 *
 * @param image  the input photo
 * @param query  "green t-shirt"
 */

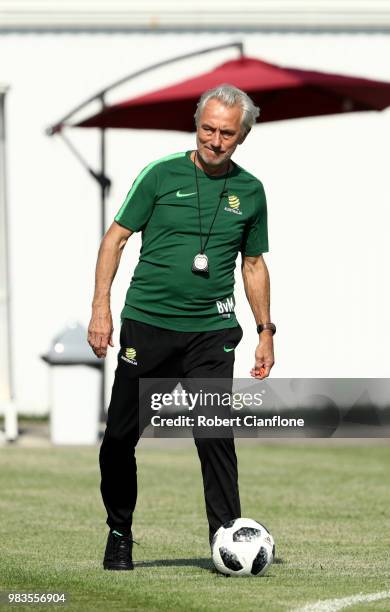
xmin=114 ymin=151 xmax=268 ymax=331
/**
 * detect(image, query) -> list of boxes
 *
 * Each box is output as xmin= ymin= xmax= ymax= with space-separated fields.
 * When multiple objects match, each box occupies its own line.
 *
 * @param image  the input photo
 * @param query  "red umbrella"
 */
xmin=75 ymin=55 xmax=390 ymax=131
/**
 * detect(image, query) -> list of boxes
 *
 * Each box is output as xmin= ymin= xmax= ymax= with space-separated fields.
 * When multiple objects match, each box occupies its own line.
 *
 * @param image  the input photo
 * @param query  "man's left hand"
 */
xmin=250 ymin=334 xmax=274 ymax=379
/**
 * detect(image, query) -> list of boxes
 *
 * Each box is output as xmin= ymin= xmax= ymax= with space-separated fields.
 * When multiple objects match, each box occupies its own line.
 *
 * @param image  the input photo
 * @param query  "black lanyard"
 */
xmin=193 ymin=152 xmax=229 ymax=254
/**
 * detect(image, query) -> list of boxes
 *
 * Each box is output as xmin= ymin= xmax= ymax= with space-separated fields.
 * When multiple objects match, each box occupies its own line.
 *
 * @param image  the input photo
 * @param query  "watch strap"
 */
xmin=257 ymin=322 xmax=276 ymax=335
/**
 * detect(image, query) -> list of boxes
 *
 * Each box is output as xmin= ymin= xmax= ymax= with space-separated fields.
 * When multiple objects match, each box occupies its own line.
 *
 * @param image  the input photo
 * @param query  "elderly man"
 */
xmin=88 ymin=84 xmax=275 ymax=570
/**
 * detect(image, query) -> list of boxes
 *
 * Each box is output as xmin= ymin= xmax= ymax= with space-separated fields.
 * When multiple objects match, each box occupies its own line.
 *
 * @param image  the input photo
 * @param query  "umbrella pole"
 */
xmin=99 ymin=95 xmax=107 ymax=421
xmin=56 ymin=122 xmax=110 ymax=422
xmin=100 ymin=128 xmax=106 ymax=237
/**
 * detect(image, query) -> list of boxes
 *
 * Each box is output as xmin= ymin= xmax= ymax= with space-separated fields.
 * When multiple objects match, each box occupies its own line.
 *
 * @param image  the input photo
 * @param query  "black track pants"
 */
xmin=99 ymin=318 xmax=243 ymax=542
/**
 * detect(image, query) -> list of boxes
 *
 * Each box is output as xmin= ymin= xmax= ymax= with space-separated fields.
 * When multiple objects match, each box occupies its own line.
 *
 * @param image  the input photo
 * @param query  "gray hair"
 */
xmin=194 ymin=84 xmax=260 ymax=134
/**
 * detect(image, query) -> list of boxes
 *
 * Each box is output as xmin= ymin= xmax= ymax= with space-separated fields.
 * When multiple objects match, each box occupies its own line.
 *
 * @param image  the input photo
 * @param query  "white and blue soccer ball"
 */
xmin=212 ymin=518 xmax=275 ymax=577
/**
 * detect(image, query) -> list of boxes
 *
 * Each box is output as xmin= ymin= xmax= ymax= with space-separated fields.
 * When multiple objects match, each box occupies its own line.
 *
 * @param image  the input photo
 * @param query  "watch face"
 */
xmin=194 ymin=254 xmax=208 ymax=270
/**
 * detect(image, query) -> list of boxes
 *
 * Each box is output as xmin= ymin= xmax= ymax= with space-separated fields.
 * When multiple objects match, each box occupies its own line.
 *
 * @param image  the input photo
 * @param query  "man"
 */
xmin=88 ymin=84 xmax=275 ymax=570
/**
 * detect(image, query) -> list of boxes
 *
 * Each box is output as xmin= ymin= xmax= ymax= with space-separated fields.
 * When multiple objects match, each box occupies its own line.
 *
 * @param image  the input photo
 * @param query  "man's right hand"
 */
xmin=88 ymin=307 xmax=114 ymax=358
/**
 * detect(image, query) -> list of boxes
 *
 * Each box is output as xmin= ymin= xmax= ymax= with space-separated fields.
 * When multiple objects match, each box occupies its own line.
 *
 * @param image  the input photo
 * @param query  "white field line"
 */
xmin=294 ymin=590 xmax=390 ymax=612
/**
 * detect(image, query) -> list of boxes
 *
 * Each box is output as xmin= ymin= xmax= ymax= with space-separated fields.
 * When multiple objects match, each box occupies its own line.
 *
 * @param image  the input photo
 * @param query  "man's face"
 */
xmin=196 ymin=98 xmax=247 ymax=168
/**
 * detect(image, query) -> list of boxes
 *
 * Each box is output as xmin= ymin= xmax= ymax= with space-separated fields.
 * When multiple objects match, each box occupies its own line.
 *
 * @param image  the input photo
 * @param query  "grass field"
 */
xmin=0 ymin=442 xmax=389 ymax=611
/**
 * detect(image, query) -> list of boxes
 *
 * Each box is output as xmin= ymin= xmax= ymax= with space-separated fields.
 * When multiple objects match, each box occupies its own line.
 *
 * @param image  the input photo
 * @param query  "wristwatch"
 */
xmin=257 ymin=322 xmax=276 ymax=335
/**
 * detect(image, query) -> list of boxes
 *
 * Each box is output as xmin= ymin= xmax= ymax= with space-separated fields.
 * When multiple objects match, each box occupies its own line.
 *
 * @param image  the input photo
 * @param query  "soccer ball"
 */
xmin=211 ymin=518 xmax=275 ymax=577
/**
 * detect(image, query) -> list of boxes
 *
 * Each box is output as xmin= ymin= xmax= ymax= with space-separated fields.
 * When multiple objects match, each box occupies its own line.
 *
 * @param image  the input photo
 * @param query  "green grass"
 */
xmin=0 ymin=443 xmax=389 ymax=611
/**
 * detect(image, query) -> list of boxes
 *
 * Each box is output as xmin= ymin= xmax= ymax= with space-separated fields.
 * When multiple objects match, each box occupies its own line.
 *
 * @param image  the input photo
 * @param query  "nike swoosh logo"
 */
xmin=176 ymin=190 xmax=197 ymax=198
xmin=223 ymin=345 xmax=235 ymax=352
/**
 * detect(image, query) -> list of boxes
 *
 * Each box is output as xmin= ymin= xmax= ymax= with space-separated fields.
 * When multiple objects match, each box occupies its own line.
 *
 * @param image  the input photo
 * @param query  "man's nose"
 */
xmin=210 ymin=131 xmax=222 ymax=148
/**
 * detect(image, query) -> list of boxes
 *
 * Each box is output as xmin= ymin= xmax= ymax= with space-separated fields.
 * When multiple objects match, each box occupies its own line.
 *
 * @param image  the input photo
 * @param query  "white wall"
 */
xmin=0 ymin=31 xmax=389 ymax=415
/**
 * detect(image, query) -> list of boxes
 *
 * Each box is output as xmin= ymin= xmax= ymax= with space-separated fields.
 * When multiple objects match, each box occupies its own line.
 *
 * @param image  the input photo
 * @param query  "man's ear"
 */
xmin=238 ymin=127 xmax=251 ymax=145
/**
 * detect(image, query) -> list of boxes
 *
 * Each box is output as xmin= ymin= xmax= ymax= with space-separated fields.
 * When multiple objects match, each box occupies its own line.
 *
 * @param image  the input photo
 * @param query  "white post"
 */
xmin=0 ymin=85 xmax=17 ymax=442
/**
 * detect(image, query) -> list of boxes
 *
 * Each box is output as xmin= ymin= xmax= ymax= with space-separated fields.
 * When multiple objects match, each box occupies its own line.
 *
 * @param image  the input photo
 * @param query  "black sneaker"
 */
xmin=103 ymin=530 xmax=134 ymax=570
